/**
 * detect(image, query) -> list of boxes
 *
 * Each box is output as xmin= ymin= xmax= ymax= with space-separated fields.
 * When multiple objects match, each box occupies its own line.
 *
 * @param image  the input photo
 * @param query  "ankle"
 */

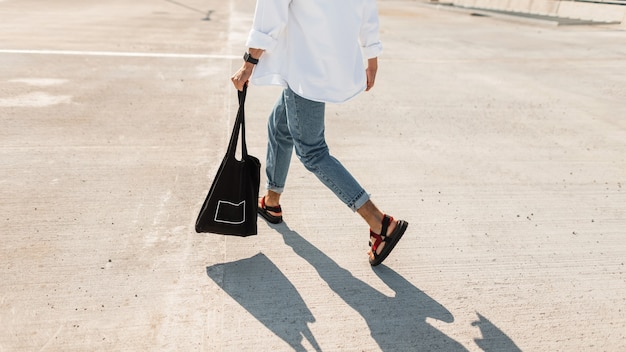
xmin=357 ymin=201 xmax=384 ymax=230
xmin=264 ymin=191 xmax=281 ymax=207
xmin=370 ymin=215 xmax=396 ymax=236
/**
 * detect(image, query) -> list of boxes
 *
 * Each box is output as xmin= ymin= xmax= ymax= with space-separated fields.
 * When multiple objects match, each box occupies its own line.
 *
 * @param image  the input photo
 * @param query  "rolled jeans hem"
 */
xmin=349 ymin=191 xmax=370 ymax=212
xmin=266 ymin=183 xmax=284 ymax=194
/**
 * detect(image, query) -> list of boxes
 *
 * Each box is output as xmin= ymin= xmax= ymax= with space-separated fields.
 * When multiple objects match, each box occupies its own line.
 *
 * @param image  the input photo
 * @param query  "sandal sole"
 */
xmin=257 ymin=207 xmax=283 ymax=224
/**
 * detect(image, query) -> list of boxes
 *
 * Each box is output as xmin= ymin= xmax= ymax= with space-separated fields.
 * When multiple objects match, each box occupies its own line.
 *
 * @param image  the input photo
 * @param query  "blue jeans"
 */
xmin=265 ymin=87 xmax=369 ymax=212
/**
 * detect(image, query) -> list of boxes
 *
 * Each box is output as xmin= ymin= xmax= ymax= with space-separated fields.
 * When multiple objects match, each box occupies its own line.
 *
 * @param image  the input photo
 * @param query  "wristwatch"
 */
xmin=243 ymin=52 xmax=259 ymax=65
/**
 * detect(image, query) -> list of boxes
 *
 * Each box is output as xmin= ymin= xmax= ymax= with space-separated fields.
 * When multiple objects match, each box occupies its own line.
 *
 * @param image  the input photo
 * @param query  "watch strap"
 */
xmin=243 ymin=52 xmax=258 ymax=65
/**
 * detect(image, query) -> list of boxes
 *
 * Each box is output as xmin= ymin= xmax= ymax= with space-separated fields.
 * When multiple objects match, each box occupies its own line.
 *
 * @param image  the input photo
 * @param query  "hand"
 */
xmin=365 ymin=57 xmax=378 ymax=92
xmin=231 ymin=49 xmax=264 ymax=91
xmin=231 ymin=63 xmax=254 ymax=91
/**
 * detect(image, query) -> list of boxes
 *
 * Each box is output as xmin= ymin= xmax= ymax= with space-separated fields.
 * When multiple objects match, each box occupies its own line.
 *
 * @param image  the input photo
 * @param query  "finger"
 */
xmin=236 ymin=79 xmax=248 ymax=92
xmin=231 ymin=76 xmax=243 ymax=91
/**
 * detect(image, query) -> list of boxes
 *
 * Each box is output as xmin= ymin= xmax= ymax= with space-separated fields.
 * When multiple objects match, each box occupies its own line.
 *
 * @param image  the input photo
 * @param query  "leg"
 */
xmin=259 ymin=90 xmax=293 ymax=222
xmin=283 ymin=87 xmax=369 ymax=211
xmin=282 ymin=87 xmax=408 ymax=266
xmin=265 ymin=89 xmax=294 ymax=194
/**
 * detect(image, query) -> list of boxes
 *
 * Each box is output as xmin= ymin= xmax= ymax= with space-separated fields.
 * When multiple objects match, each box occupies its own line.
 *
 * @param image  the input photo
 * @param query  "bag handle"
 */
xmin=226 ymin=83 xmax=248 ymax=159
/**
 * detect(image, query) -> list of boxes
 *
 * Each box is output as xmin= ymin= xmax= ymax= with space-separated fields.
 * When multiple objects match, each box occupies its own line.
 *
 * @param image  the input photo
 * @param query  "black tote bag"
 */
xmin=195 ymin=84 xmax=261 ymax=236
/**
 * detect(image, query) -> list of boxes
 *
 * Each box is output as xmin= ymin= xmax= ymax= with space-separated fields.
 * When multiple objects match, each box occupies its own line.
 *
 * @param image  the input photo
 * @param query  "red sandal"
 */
xmin=257 ymin=196 xmax=283 ymax=224
xmin=369 ymin=215 xmax=408 ymax=266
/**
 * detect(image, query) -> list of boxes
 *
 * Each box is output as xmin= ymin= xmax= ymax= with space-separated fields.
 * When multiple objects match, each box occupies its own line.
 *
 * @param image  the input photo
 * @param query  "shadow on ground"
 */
xmin=207 ymin=222 xmax=520 ymax=351
xmin=206 ymin=251 xmax=321 ymax=351
xmin=472 ymin=313 xmax=522 ymax=352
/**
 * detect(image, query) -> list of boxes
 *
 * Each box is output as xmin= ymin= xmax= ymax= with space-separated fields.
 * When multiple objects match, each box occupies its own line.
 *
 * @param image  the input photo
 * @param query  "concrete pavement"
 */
xmin=1 ymin=0 xmax=625 ymax=350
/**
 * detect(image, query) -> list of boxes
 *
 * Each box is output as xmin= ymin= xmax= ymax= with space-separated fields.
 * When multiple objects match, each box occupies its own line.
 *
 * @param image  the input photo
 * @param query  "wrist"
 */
xmin=243 ymin=52 xmax=259 ymax=65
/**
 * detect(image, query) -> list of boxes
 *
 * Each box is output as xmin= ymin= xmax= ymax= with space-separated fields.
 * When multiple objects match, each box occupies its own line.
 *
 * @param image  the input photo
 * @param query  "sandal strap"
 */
xmin=265 ymin=204 xmax=282 ymax=212
xmin=380 ymin=214 xmax=392 ymax=239
xmin=370 ymin=231 xmax=383 ymax=252
xmin=261 ymin=196 xmax=282 ymax=213
xmin=370 ymin=215 xmax=394 ymax=252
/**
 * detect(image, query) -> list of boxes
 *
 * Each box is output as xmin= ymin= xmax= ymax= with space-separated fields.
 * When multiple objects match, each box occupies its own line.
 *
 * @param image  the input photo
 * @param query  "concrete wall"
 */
xmin=449 ymin=0 xmax=626 ymax=23
xmin=529 ymin=0 xmax=560 ymax=15
xmin=557 ymin=1 xmax=626 ymax=22
xmin=450 ymin=0 xmax=559 ymax=14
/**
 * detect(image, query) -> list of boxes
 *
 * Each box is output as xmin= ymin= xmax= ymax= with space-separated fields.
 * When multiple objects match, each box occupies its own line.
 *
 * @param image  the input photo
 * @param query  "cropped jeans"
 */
xmin=265 ymin=87 xmax=369 ymax=212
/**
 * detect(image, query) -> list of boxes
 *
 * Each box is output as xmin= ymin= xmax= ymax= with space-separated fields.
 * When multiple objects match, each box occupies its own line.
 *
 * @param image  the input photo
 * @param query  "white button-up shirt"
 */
xmin=246 ymin=0 xmax=383 ymax=103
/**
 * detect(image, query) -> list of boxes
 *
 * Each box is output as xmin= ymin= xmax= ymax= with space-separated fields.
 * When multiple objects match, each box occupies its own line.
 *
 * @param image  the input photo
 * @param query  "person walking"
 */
xmin=231 ymin=0 xmax=408 ymax=266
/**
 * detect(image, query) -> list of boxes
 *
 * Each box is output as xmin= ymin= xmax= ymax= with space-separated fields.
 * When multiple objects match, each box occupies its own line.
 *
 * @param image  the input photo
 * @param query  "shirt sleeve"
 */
xmin=245 ymin=0 xmax=291 ymax=52
xmin=359 ymin=0 xmax=383 ymax=59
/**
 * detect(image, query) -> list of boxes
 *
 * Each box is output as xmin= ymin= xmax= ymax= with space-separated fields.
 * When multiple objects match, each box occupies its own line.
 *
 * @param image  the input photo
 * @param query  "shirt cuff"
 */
xmin=361 ymin=42 xmax=383 ymax=59
xmin=246 ymin=29 xmax=279 ymax=52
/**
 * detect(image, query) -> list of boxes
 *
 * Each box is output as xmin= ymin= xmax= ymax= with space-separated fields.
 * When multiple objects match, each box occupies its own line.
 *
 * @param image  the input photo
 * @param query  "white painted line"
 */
xmin=9 ymin=78 xmax=68 ymax=86
xmin=0 ymin=92 xmax=72 ymax=108
xmin=0 ymin=49 xmax=239 ymax=60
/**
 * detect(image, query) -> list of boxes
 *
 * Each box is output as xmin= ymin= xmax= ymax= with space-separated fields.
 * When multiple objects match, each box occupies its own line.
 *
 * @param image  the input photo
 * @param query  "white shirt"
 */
xmin=246 ymin=0 xmax=383 ymax=103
